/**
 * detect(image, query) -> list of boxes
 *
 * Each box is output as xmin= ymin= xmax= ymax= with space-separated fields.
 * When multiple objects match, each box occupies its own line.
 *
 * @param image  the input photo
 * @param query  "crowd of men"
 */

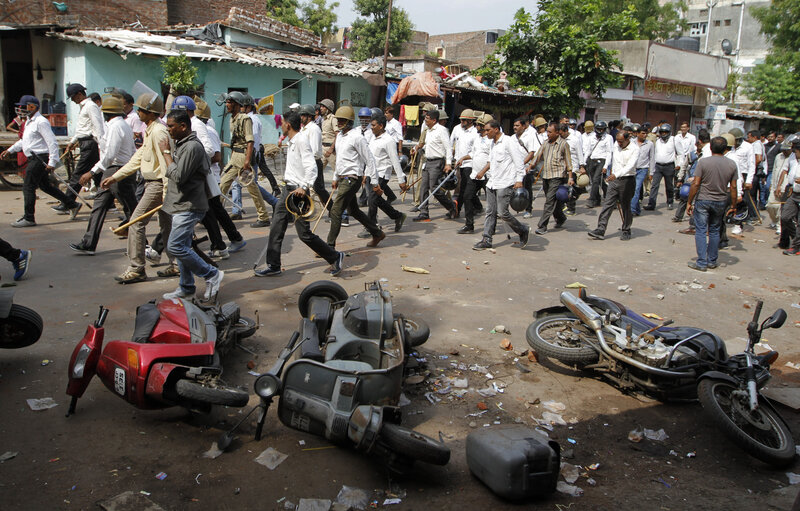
xmin=2 ymin=87 xmax=799 ymax=297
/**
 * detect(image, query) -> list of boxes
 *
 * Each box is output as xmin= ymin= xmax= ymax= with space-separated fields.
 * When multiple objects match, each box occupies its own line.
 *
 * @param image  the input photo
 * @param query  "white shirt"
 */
xmin=423 ymin=123 xmax=452 ymax=164
xmin=674 ymin=132 xmax=696 ymax=156
xmin=70 ymin=97 xmax=105 ymax=144
xmin=207 ymin=124 xmax=222 ymax=180
xmin=452 ymin=125 xmax=478 ymax=163
xmin=654 ymin=136 xmax=677 ymax=164
xmin=736 ymin=140 xmax=756 ymax=183
xmin=725 ymin=150 xmax=744 ymax=196
xmin=361 ymin=126 xmax=375 ymax=145
xmin=513 ymin=134 xmax=531 ymax=161
xmin=521 ymin=128 xmax=540 ymax=155
xmin=487 ymin=134 xmax=525 ymax=190
xmin=125 ymin=109 xmax=146 ymax=141
xmin=470 ymin=135 xmax=490 ymax=180
xmin=784 ymin=154 xmax=800 ymax=193
xmin=369 ymin=132 xmax=405 ymax=183
xmin=248 ymin=111 xmax=263 ymax=155
xmin=611 ymin=141 xmax=640 ymax=178
xmin=335 ymin=128 xmax=377 ymax=181
xmin=386 ymin=118 xmax=403 ymax=144
xmin=284 ymin=130 xmax=317 ymax=189
xmin=586 ymin=132 xmax=613 ymax=168
xmin=90 ymin=115 xmax=135 ymax=174
xmin=190 ymin=116 xmax=215 ymax=161
xmin=8 ymin=111 xmax=59 ymax=167
xmin=302 ymin=121 xmax=323 ymax=160
xmin=701 ymin=143 xmax=712 ymax=159
xmin=563 ymin=131 xmax=584 ymax=172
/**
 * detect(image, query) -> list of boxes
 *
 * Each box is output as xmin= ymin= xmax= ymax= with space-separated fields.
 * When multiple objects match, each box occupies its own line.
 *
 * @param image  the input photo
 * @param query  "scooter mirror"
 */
xmin=761 ymin=309 xmax=787 ymax=330
xmin=254 ymin=373 xmax=281 ymax=398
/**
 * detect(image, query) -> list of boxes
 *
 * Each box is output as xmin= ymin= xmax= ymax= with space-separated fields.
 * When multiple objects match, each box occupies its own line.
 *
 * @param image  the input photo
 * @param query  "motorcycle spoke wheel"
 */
xmin=175 ymin=379 xmax=249 ymax=407
xmin=526 ymin=314 xmax=599 ymax=365
xmin=698 ymin=378 xmax=795 ymax=467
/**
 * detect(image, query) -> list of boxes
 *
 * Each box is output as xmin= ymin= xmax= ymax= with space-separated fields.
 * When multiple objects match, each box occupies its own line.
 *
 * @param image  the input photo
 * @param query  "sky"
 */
xmin=333 ymin=0 xmax=526 ymax=34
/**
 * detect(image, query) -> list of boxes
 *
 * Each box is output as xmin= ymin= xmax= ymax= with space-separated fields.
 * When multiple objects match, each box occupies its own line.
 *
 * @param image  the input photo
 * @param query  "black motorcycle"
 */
xmin=527 ymin=289 xmax=795 ymax=467
xmin=0 ymin=284 xmax=43 ymax=349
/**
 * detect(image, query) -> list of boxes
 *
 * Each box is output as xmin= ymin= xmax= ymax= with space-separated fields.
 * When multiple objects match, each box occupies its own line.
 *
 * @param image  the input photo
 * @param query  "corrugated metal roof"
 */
xmin=48 ymin=29 xmax=375 ymax=78
xmin=725 ymin=107 xmax=792 ymax=121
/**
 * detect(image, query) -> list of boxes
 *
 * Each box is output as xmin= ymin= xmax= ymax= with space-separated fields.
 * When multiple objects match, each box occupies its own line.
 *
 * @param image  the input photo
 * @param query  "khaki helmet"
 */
xmin=533 ymin=117 xmax=547 ymax=128
xmin=100 ymin=94 xmax=125 ymax=115
xmin=195 ymin=102 xmax=211 ymax=120
xmin=722 ymin=133 xmax=736 ymax=148
xmin=439 ymin=109 xmax=449 ymax=120
xmin=134 ymin=92 xmax=164 ymax=115
xmin=476 ymin=113 xmax=493 ymax=126
xmin=473 ymin=110 xmax=485 ymax=119
xmin=584 ymin=120 xmax=595 ymax=132
xmin=194 ymin=96 xmax=209 ymax=115
xmin=576 ymin=173 xmax=591 ymax=188
xmin=320 ymin=99 xmax=335 ymax=112
xmin=728 ymin=127 xmax=744 ymax=140
xmin=459 ymin=108 xmax=476 ymax=119
xmin=334 ymin=105 xmax=355 ymax=121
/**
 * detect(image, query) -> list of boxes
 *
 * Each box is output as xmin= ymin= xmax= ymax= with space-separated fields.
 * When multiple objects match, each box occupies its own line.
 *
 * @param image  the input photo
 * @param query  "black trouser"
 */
xmin=418 ymin=158 xmax=455 ymax=216
xmin=80 ymin=166 xmax=137 ymax=250
xmin=596 ymin=176 xmax=635 ymax=234
xmin=327 ymin=177 xmax=382 ymax=247
xmin=522 ymin=170 xmax=536 ymax=213
xmin=367 ymin=177 xmax=404 ymax=223
xmin=742 ymin=174 xmax=760 ymax=220
xmin=0 ymin=237 xmax=21 ymax=262
xmin=209 ymin=195 xmax=242 ymax=244
xmin=313 ymin=159 xmax=331 ymax=210
xmin=647 ymin=162 xmax=675 ymax=208
xmin=538 ymin=177 xmax=566 ymax=229
xmin=201 ymin=206 xmax=226 ymax=251
xmin=585 ymin=158 xmax=606 ymax=206
xmin=23 ymin=153 xmax=75 ymax=221
xmin=254 ymin=150 xmax=279 ymax=192
xmin=66 ymin=138 xmax=99 ymax=202
xmin=267 ymin=185 xmax=339 ymax=266
xmin=780 ymin=192 xmax=800 ymax=251
xmin=455 ymin=167 xmax=471 ymax=210
xmin=463 ymin=178 xmax=486 ymax=229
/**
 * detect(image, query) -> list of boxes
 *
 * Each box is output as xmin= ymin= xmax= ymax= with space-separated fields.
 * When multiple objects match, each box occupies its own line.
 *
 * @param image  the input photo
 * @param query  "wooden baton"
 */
xmin=112 ymin=205 xmax=163 ymax=234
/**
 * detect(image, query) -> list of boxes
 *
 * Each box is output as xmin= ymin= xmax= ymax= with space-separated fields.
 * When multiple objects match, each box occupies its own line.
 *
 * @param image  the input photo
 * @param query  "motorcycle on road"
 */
xmin=0 ymin=284 xmax=43 ymax=349
xmin=527 ymin=288 xmax=795 ymax=467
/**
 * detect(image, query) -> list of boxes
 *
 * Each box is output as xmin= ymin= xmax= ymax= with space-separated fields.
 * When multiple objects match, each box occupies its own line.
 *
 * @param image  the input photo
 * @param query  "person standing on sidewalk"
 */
xmin=60 ymin=83 xmax=104 ymax=213
xmin=528 ymin=122 xmax=573 ymax=235
xmin=69 ymin=94 xmax=137 ymax=255
xmin=255 ymin=111 xmax=345 ymax=277
xmin=100 ymin=92 xmax=174 ymax=284
xmin=685 ymin=137 xmax=738 ymax=271
xmin=412 ymin=110 xmax=457 ymax=222
xmin=159 ymin=109 xmax=223 ymax=301
xmin=588 ymin=131 xmax=639 ymax=241
xmin=0 ymin=95 xmax=81 ymax=227
xmin=472 ymin=120 xmax=530 ymax=251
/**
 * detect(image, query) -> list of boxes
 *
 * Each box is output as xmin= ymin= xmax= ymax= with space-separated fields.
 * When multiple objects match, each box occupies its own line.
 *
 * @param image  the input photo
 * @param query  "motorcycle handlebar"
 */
xmin=752 ymin=301 xmax=763 ymax=323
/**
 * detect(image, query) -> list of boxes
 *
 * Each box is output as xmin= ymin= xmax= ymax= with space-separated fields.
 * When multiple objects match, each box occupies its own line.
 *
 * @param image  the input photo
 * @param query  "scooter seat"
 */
xmin=132 ymin=301 xmax=160 ymax=343
xmin=325 ymin=360 xmax=373 ymax=373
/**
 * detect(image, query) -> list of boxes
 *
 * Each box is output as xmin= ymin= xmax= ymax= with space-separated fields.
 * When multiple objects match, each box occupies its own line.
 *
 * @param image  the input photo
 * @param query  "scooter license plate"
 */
xmin=114 ymin=367 xmax=126 ymax=396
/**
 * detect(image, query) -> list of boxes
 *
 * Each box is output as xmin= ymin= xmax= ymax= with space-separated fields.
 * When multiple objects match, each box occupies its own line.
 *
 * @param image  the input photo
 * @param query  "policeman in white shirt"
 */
xmin=588 ymin=131 xmax=640 ymax=241
xmin=364 ymin=115 xmax=408 ymax=233
xmin=327 ymin=105 xmax=386 ymax=249
xmin=644 ymin=123 xmax=678 ymax=211
xmin=511 ymin=117 xmax=537 ymax=217
xmin=63 ymin=83 xmax=105 ymax=209
xmin=69 ymin=94 xmax=138 ymax=254
xmin=472 ymin=119 xmax=530 ymax=251
xmin=383 ymin=105 xmax=404 ymax=153
xmin=256 ymin=111 xmax=344 ymax=277
xmin=584 ymin=120 xmax=613 ymax=207
xmin=298 ymin=104 xmax=331 ymax=211
xmin=729 ymin=127 xmax=758 ymax=222
xmin=457 ymin=114 xmax=492 ymax=234
xmin=777 ymin=142 xmax=800 ymax=253
xmin=452 ymin=109 xmax=479 ymax=217
xmin=1 ymin=95 xmax=80 ymax=227
xmin=674 ymin=121 xmax=696 ymax=180
xmin=747 ymin=129 xmax=768 ymax=214
xmin=412 ymin=109 xmax=457 ymax=221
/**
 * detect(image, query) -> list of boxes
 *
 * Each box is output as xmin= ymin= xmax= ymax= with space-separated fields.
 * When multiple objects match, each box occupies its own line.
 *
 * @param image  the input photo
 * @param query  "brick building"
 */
xmin=427 ymin=30 xmax=504 ymax=70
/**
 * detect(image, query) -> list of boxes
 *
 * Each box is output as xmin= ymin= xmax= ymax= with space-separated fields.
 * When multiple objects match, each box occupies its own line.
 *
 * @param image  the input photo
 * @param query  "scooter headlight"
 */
xmin=71 ymin=344 xmax=92 ymax=379
xmin=254 ymin=373 xmax=281 ymax=399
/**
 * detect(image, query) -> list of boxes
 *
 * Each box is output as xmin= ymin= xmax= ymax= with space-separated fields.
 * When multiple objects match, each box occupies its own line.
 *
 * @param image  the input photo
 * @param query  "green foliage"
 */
xmin=601 ymin=0 xmax=687 ymax=41
xmin=725 ymin=70 xmax=741 ymax=105
xmin=265 ymin=0 xmax=303 ymax=27
xmin=751 ymin=0 xmax=800 ymax=53
xmin=161 ymin=53 xmax=197 ymax=95
xmin=301 ymin=0 xmax=339 ymax=38
xmin=350 ymin=0 xmax=414 ymax=61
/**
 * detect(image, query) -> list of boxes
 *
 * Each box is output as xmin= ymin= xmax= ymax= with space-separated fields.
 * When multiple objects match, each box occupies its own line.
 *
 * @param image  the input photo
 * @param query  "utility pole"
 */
xmin=704 ymin=0 xmax=717 ymax=54
xmin=382 ymin=0 xmax=393 ymax=80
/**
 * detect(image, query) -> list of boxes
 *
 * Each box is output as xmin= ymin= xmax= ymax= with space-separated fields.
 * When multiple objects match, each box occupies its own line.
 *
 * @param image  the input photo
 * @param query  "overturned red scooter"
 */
xmin=65 ymin=298 xmax=256 ymax=416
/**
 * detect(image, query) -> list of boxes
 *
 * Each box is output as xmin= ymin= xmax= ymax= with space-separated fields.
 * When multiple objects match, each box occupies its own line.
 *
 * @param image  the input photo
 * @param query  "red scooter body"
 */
xmin=66 ymin=299 xmax=249 ymax=416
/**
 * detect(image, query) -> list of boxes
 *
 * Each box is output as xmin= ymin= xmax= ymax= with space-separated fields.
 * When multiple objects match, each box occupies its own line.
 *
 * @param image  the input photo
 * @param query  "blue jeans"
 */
xmin=231 ymin=181 xmax=278 ymax=214
xmin=759 ymin=173 xmax=771 ymax=209
xmin=631 ymin=167 xmax=648 ymax=215
xmin=693 ymin=199 xmax=726 ymax=268
xmin=167 ymin=210 xmax=218 ymax=294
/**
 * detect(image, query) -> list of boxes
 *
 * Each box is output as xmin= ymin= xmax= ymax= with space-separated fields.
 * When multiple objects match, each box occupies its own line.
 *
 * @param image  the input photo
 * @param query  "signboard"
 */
xmin=632 ymin=79 xmax=695 ymax=105
xmin=704 ymin=104 xmax=727 ymax=120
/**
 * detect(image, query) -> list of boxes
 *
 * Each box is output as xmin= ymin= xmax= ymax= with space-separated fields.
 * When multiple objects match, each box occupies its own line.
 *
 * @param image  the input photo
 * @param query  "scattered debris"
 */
xmin=588 ymin=463 xmax=600 ymax=470
xmin=628 ymin=429 xmax=644 ymax=443
xmin=202 ymin=442 xmax=224 ymax=459
xmin=335 ymin=486 xmax=369 ymax=510
xmin=686 ymin=451 xmax=696 ymax=458
xmin=26 ymin=397 xmax=58 ymax=411
xmin=785 ymin=362 xmax=800 ymax=370
xmin=254 ymin=447 xmax=288 ymax=470
xmin=401 ymin=265 xmax=429 ymax=274
xmin=499 ymin=339 xmax=513 ymax=351
xmin=41 ymin=359 xmax=51 ymax=366
xmin=477 ymin=402 xmax=488 ymax=410
xmin=383 ymin=498 xmax=402 ymax=505
xmin=727 ymin=275 xmax=741 ymax=281
xmin=99 ymin=491 xmax=165 ymax=511
xmin=541 ymin=411 xmax=567 ymax=426
xmin=155 ymin=472 xmax=167 ymax=480
xmin=542 ymin=401 xmax=566 ymax=413
xmin=0 ymin=451 xmax=18 ymax=462
xmin=491 ymin=325 xmax=509 ymax=334
xmin=643 ymin=428 xmax=669 ymax=441
xmin=690 ymin=283 xmax=703 ymax=290
xmin=676 ymin=285 xmax=689 ymax=293
xmin=556 ymin=481 xmax=584 ymax=497
xmin=297 ymin=498 xmax=332 ymax=511
xmin=560 ymin=462 xmax=580 ymax=484
xmin=565 ymin=282 xmax=587 ymax=289
xmin=617 ymin=284 xmax=631 ymax=293
xmin=656 ymin=294 xmax=665 ymax=300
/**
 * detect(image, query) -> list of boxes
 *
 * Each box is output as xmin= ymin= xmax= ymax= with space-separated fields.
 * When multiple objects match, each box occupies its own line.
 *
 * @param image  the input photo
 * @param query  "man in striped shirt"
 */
xmin=528 ymin=122 xmax=573 ymax=235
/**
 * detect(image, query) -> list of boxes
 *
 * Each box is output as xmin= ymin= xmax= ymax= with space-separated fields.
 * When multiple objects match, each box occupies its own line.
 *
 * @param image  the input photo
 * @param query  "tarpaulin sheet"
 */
xmin=386 ymin=82 xmax=399 ymax=104
xmin=390 ymin=72 xmax=440 ymax=104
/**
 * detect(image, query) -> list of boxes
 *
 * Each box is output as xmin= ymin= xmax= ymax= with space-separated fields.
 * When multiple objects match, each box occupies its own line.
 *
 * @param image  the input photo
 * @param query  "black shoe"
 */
xmin=667 ymin=203 xmax=674 ymax=210
xmin=554 ymin=219 xmax=566 ymax=229
xmin=412 ymin=215 xmax=430 ymax=222
xmin=69 ymin=203 xmax=82 ymax=220
xmin=519 ymin=226 xmax=530 ymax=248
xmin=52 ymin=204 xmax=69 ymax=215
xmin=254 ymin=265 xmax=282 ymax=277
xmin=587 ymin=229 xmax=605 ymax=240
xmin=230 ymin=213 xmax=242 ymax=220
xmin=620 ymin=231 xmax=631 ymax=241
xmin=341 ymin=216 xmax=350 ymax=227
xmin=250 ymin=219 xmax=270 ymax=228
xmin=329 ymin=251 xmax=344 ymax=276
xmin=671 ymin=217 xmax=682 ymax=222
xmin=457 ymin=226 xmax=474 ymax=234
xmin=472 ymin=240 xmax=492 ymax=251
xmin=534 ymin=227 xmax=547 ymax=235
xmin=707 ymin=263 xmax=719 ymax=269
xmin=643 ymin=205 xmax=655 ymax=211
xmin=687 ymin=261 xmax=707 ymax=271
xmin=394 ymin=213 xmax=407 ymax=232
xmin=719 ymin=241 xmax=729 ymax=249
xmin=69 ymin=242 xmax=95 ymax=255
xmin=356 ymin=229 xmax=372 ymax=239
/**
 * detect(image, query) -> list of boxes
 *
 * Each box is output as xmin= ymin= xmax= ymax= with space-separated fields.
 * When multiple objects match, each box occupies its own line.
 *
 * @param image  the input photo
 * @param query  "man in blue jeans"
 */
xmin=686 ymin=136 xmax=738 ymax=271
xmin=631 ymin=125 xmax=654 ymax=216
xmin=158 ymin=109 xmax=223 ymax=300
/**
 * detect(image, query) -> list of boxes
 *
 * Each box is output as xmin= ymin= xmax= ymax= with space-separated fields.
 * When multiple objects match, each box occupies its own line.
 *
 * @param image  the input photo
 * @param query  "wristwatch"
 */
xmin=162 ymin=150 xmax=171 ymax=155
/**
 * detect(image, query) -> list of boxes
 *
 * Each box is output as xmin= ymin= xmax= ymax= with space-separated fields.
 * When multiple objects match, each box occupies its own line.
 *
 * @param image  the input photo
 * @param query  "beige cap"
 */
xmin=583 ymin=120 xmax=595 ymax=133
xmin=134 ymin=92 xmax=164 ymax=115
xmin=533 ymin=117 xmax=547 ymax=128
xmin=459 ymin=108 xmax=476 ymax=119
xmin=722 ymin=133 xmax=736 ymax=148
xmin=476 ymin=113 xmax=493 ymax=126
xmin=101 ymin=95 xmax=124 ymax=115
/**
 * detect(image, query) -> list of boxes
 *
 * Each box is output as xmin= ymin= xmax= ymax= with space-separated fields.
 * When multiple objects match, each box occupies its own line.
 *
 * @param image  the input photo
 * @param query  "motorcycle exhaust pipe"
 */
xmin=561 ymin=292 xmax=694 ymax=379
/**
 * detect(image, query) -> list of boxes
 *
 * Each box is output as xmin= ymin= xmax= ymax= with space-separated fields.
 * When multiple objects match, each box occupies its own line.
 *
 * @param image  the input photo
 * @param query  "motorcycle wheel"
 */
xmin=697 ymin=378 xmax=796 ymax=467
xmin=379 ymin=423 xmax=450 ymax=466
xmin=402 ymin=317 xmax=430 ymax=347
xmin=0 ymin=304 xmax=43 ymax=349
xmin=175 ymin=379 xmax=249 ymax=407
xmin=526 ymin=313 xmax=599 ymax=365
xmin=298 ymin=280 xmax=348 ymax=317
xmin=231 ymin=316 xmax=257 ymax=339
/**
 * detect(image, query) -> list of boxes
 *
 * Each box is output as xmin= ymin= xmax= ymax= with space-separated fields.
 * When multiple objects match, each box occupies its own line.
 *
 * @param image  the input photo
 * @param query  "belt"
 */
xmin=145 ymin=178 xmax=162 ymax=182
xmin=322 ymin=142 xmax=333 ymax=147
xmin=231 ymin=147 xmax=246 ymax=153
xmin=78 ymin=136 xmax=95 ymax=142
xmin=427 ymin=157 xmax=444 ymax=161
